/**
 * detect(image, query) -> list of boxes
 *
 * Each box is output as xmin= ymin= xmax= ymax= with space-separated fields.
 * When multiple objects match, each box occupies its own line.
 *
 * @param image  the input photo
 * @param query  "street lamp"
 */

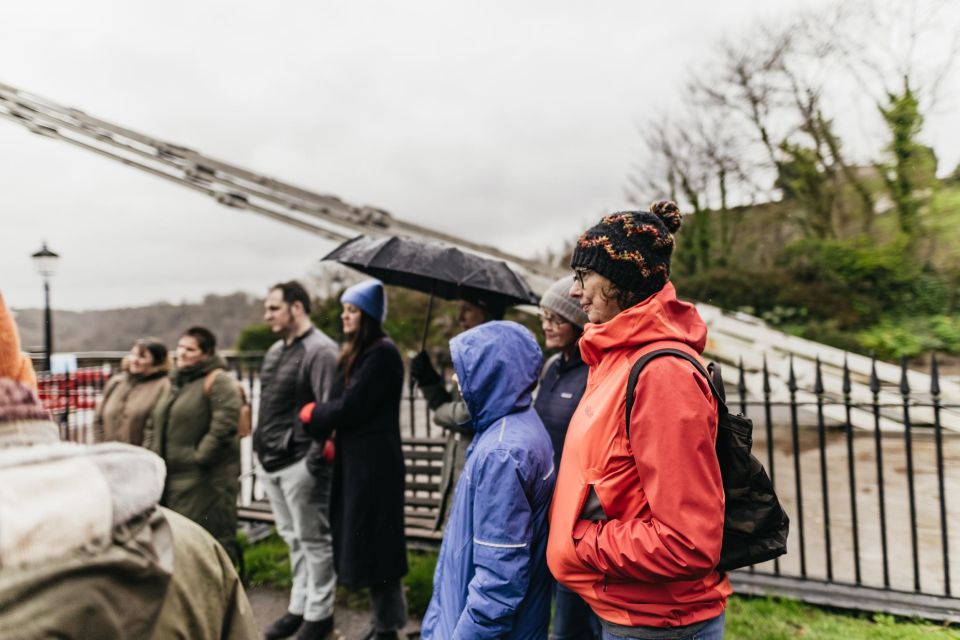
xmin=31 ymin=242 xmax=60 ymax=372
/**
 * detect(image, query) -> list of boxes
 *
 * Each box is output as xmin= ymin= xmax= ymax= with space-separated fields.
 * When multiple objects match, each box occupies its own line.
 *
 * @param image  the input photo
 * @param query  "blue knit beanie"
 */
xmin=341 ymin=279 xmax=387 ymax=323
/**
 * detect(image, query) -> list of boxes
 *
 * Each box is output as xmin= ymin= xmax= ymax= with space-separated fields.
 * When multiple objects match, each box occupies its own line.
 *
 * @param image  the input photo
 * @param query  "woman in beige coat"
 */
xmin=94 ymin=338 xmax=170 ymax=445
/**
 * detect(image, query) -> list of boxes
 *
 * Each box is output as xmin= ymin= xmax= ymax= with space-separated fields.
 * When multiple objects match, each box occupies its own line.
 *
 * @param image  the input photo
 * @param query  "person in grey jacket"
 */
xmin=255 ymin=281 xmax=340 ymax=640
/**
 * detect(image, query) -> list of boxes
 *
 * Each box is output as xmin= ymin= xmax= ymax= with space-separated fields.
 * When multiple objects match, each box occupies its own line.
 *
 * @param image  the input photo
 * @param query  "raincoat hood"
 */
xmin=450 ymin=321 xmax=543 ymax=433
xmin=579 ymin=282 xmax=707 ymax=366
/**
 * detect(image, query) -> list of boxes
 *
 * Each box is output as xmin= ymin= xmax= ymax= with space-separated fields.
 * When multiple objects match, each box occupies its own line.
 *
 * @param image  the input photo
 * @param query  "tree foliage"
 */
xmin=877 ymin=82 xmax=934 ymax=235
xmin=627 ymin=0 xmax=957 ymax=261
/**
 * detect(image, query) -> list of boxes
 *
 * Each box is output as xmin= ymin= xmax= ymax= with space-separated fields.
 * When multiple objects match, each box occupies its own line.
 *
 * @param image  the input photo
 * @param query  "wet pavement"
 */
xmin=247 ymin=586 xmax=422 ymax=640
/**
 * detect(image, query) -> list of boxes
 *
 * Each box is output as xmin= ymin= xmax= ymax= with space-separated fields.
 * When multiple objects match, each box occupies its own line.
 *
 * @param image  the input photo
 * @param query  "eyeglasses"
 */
xmin=540 ymin=310 xmax=570 ymax=329
xmin=573 ymin=268 xmax=592 ymax=289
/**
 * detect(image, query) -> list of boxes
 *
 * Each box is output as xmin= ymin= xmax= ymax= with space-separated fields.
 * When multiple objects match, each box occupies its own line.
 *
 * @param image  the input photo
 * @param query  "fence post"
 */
xmin=409 ymin=376 xmax=418 ymax=439
xmin=762 ymin=355 xmax=780 ymax=575
xmin=788 ymin=355 xmax=806 ymax=578
xmin=738 ymin=358 xmax=755 ymax=574
xmin=815 ymin=356 xmax=833 ymax=581
xmin=61 ymin=372 xmax=73 ymax=441
xmin=899 ymin=357 xmax=921 ymax=593
xmin=870 ymin=358 xmax=891 ymax=588
xmin=842 ymin=356 xmax=862 ymax=585
xmin=930 ymin=353 xmax=951 ymax=597
xmin=930 ymin=353 xmax=951 ymax=598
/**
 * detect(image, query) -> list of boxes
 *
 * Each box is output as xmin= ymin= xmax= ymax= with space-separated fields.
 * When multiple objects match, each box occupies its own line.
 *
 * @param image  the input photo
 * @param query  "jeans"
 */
xmin=258 ymin=459 xmax=336 ymax=621
xmin=553 ymin=582 xmax=601 ymax=639
xmin=370 ymin=579 xmax=408 ymax=632
xmin=601 ymin=613 xmax=725 ymax=640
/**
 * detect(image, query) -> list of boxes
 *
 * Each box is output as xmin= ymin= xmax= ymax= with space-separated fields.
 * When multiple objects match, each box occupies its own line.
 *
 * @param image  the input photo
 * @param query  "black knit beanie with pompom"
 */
xmin=570 ymin=200 xmax=683 ymax=301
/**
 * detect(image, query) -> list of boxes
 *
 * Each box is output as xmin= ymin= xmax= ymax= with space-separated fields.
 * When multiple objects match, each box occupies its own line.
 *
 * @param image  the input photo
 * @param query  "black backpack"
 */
xmin=625 ymin=348 xmax=789 ymax=572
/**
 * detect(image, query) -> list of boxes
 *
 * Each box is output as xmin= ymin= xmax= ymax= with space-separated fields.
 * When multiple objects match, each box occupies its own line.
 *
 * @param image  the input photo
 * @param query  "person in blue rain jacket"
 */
xmin=421 ymin=320 xmax=555 ymax=640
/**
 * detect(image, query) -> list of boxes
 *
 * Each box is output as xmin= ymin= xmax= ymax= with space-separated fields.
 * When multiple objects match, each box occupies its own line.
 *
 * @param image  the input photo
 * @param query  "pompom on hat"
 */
xmin=0 ymin=292 xmax=38 ymax=391
xmin=570 ymin=200 xmax=683 ymax=302
xmin=341 ymin=279 xmax=387 ymax=323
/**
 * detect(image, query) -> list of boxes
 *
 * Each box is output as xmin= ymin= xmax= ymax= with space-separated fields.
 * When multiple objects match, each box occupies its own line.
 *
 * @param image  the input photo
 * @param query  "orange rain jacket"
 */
xmin=546 ymin=282 xmax=731 ymax=628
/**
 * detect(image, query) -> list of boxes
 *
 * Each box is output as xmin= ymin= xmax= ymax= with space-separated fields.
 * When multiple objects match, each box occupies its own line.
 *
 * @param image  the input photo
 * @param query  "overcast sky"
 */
xmin=2 ymin=1 xmax=958 ymax=311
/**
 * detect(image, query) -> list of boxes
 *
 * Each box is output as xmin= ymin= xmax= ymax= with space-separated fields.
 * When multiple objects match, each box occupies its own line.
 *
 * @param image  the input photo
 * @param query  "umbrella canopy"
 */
xmin=322 ymin=235 xmax=539 ymax=308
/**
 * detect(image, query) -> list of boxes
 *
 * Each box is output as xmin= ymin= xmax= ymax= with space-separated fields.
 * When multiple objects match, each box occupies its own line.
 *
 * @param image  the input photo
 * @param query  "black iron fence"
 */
xmin=31 ymin=350 xmax=960 ymax=620
xmin=723 ymin=354 xmax=960 ymax=620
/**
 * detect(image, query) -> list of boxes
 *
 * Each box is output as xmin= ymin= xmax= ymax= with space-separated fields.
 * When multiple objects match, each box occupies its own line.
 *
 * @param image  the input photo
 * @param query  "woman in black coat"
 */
xmin=300 ymin=279 xmax=408 ymax=640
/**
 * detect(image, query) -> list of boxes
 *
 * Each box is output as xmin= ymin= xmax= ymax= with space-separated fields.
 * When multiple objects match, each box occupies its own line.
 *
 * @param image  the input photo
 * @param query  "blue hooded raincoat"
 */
xmin=421 ymin=321 xmax=556 ymax=640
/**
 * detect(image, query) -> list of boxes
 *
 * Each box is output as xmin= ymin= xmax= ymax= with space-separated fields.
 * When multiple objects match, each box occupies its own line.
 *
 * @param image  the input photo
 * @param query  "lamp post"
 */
xmin=31 ymin=242 xmax=60 ymax=372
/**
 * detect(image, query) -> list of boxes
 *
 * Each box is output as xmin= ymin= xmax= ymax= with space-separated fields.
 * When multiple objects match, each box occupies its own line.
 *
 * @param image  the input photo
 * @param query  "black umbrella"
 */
xmin=322 ymin=235 xmax=539 ymax=349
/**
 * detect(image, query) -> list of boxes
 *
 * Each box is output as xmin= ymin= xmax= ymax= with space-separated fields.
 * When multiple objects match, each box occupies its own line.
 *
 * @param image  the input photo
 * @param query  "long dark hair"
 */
xmin=338 ymin=311 xmax=385 ymax=382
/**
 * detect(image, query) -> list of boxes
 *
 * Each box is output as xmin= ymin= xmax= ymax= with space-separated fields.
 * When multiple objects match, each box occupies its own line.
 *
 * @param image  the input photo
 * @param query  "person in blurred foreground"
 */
xmin=546 ymin=202 xmax=730 ymax=640
xmin=0 ymin=291 xmax=256 ymax=639
xmin=421 ymin=321 xmax=555 ymax=639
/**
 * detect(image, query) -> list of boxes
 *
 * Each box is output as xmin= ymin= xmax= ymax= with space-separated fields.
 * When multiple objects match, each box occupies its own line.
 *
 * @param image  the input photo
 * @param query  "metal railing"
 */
xmin=723 ymin=354 xmax=959 ymax=621
xmin=31 ymin=350 xmax=960 ymax=620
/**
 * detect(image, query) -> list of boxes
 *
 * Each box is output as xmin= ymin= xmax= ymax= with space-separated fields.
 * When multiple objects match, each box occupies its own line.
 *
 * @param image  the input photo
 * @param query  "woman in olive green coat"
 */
xmin=144 ymin=326 xmax=242 ymax=564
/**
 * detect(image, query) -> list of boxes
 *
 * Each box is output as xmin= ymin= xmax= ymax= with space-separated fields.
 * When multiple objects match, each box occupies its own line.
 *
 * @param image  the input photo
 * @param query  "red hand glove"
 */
xmin=299 ymin=402 xmax=316 ymax=425
xmin=322 ymin=439 xmax=335 ymax=462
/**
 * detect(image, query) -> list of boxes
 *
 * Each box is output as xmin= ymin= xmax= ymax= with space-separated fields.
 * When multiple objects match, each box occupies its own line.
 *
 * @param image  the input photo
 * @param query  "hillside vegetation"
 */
xmin=624 ymin=1 xmax=960 ymax=361
xmin=670 ymin=180 xmax=960 ymax=360
xmin=11 ymin=287 xmax=540 ymax=363
xmin=13 ymin=292 xmax=264 ymax=353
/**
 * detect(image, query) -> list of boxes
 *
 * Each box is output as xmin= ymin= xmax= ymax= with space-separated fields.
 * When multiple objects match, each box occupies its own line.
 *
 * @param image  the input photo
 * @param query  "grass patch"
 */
xmin=244 ymin=537 xmax=958 ymax=636
xmin=242 ymin=533 xmax=438 ymax=616
xmin=726 ymin=596 xmax=960 ymax=639
xmin=405 ymin=549 xmax=439 ymax=617
xmin=242 ymin=532 xmax=292 ymax=589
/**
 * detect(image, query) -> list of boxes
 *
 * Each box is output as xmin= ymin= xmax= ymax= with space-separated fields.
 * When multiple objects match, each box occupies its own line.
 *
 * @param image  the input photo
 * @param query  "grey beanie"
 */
xmin=540 ymin=275 xmax=589 ymax=329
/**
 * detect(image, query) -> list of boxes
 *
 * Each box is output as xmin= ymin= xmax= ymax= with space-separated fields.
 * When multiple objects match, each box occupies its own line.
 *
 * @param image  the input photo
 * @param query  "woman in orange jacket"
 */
xmin=546 ymin=201 xmax=730 ymax=640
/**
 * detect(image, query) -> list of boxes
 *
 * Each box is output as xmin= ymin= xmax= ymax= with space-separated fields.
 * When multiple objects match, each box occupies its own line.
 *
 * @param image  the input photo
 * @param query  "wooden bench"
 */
xmin=401 ymin=437 xmax=446 ymax=543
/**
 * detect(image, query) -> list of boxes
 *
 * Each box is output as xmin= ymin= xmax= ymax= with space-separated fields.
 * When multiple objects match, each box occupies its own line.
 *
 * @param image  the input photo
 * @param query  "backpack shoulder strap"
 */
xmin=202 ymin=369 xmax=225 ymax=397
xmin=624 ymin=348 xmax=729 ymax=438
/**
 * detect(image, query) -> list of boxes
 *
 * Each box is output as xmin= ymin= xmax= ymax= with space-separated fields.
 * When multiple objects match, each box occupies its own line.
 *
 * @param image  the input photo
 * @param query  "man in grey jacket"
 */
xmin=255 ymin=281 xmax=340 ymax=640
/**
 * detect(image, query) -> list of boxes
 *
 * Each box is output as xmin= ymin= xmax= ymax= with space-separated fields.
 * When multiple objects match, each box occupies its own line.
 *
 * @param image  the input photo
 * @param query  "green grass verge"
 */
xmin=404 ymin=548 xmax=439 ymax=618
xmin=241 ymin=534 xmax=437 ymax=616
xmin=244 ymin=537 xmax=958 ymax=636
xmin=242 ymin=532 xmax=293 ymax=589
xmin=726 ymin=596 xmax=960 ymax=639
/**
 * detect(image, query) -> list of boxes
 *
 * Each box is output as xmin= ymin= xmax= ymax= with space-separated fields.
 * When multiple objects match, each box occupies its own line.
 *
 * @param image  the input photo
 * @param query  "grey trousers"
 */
xmin=258 ymin=458 xmax=336 ymax=621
